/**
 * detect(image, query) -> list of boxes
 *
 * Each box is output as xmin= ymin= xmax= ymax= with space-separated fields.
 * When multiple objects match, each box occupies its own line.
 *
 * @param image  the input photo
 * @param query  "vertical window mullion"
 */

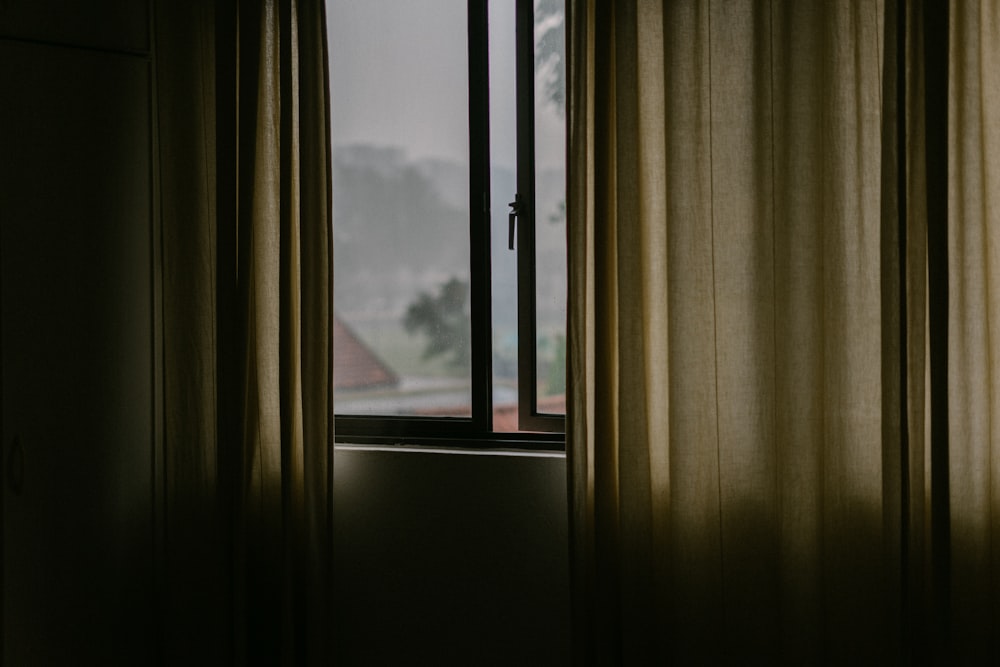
xmin=469 ymin=0 xmax=494 ymax=432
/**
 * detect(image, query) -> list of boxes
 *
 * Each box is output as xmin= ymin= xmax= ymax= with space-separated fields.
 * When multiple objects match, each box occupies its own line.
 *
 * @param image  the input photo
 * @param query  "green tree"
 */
xmin=403 ymin=277 xmax=471 ymax=369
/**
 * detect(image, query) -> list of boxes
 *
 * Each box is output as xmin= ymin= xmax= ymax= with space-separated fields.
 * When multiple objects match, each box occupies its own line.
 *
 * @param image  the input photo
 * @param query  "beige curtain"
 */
xmin=156 ymin=0 xmax=333 ymax=663
xmin=569 ymin=0 xmax=1000 ymax=662
xmin=156 ymin=0 xmax=228 ymax=661
xmin=949 ymin=1 xmax=1000 ymax=660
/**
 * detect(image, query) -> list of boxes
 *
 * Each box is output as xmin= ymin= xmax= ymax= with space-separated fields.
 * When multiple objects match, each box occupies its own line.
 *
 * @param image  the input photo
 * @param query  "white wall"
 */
xmin=333 ymin=446 xmax=570 ymax=665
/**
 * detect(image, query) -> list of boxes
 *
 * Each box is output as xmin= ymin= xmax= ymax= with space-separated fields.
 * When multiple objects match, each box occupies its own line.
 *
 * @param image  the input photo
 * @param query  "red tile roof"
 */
xmin=333 ymin=316 xmax=399 ymax=390
xmin=414 ymin=394 xmax=565 ymax=432
xmin=490 ymin=395 xmax=566 ymax=432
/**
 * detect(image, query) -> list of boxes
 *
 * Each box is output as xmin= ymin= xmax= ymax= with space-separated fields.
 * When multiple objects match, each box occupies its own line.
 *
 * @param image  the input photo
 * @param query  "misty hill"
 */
xmin=333 ymin=143 xmax=566 ymax=333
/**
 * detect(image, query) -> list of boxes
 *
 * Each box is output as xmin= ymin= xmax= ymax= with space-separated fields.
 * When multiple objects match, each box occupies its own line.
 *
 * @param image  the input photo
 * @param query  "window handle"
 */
xmin=508 ymin=194 xmax=522 ymax=250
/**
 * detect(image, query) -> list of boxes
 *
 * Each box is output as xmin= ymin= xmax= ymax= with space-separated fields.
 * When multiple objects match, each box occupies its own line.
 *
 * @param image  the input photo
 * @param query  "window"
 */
xmin=329 ymin=0 xmax=565 ymax=447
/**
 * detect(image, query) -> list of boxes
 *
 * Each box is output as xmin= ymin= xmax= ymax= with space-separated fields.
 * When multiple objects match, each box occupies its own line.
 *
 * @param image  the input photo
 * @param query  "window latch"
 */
xmin=508 ymin=194 xmax=522 ymax=250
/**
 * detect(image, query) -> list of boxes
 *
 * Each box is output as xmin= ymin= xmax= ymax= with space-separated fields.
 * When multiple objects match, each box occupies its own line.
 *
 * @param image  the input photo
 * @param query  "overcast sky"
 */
xmin=327 ymin=1 xmax=563 ymax=171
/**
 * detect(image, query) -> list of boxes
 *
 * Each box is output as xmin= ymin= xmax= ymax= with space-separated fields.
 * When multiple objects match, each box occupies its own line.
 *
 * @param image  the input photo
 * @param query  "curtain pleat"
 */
xmin=232 ymin=1 xmax=333 ymax=664
xmin=157 ymin=0 xmax=333 ymax=663
xmin=155 ymin=1 xmax=229 ymax=661
xmin=569 ymin=1 xmax=896 ymax=662
xmin=571 ymin=0 xmax=1000 ymax=662
xmin=949 ymin=1 xmax=1000 ymax=660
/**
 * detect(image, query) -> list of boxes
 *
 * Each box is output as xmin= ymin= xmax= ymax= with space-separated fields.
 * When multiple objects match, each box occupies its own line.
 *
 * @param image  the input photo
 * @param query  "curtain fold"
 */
xmin=229 ymin=0 xmax=334 ymax=663
xmin=157 ymin=0 xmax=333 ymax=663
xmin=155 ymin=1 xmax=229 ymax=661
xmin=566 ymin=0 xmax=986 ymax=662
xmin=948 ymin=1 xmax=1000 ymax=659
xmin=571 ymin=0 xmax=1000 ymax=661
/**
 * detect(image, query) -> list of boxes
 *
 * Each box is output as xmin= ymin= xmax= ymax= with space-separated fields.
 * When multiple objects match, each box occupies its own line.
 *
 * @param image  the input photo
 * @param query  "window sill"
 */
xmin=333 ymin=435 xmax=565 ymax=456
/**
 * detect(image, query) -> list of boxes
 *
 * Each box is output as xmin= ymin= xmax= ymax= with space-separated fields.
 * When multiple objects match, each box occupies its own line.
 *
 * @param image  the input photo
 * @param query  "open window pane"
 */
xmin=489 ymin=0 xmax=521 ymax=431
xmin=329 ymin=1 xmax=472 ymax=417
xmin=532 ymin=0 xmax=566 ymax=417
xmin=517 ymin=0 xmax=566 ymax=430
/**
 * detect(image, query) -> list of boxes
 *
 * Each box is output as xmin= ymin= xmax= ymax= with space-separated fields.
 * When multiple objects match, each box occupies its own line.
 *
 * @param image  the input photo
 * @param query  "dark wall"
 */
xmin=333 ymin=447 xmax=571 ymax=666
xmin=0 ymin=14 xmax=155 ymax=664
xmin=0 ymin=0 xmax=147 ymax=52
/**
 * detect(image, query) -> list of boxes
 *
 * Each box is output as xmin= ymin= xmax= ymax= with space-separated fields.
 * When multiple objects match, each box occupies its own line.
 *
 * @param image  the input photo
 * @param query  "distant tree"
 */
xmin=403 ymin=277 xmax=471 ymax=369
xmin=536 ymin=2 xmax=567 ymax=226
xmin=548 ymin=198 xmax=565 ymax=225
xmin=332 ymin=145 xmax=468 ymax=316
xmin=535 ymin=0 xmax=565 ymax=115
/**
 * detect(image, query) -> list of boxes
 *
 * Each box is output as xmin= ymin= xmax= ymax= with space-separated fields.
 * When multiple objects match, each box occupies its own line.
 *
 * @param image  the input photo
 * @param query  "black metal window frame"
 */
xmin=333 ymin=0 xmax=566 ymax=450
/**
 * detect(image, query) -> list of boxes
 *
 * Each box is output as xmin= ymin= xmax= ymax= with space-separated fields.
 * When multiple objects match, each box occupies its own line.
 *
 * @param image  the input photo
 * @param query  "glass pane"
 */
xmin=489 ymin=0 xmax=519 ymax=431
xmin=329 ymin=1 xmax=471 ymax=416
xmin=533 ymin=0 xmax=566 ymax=416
